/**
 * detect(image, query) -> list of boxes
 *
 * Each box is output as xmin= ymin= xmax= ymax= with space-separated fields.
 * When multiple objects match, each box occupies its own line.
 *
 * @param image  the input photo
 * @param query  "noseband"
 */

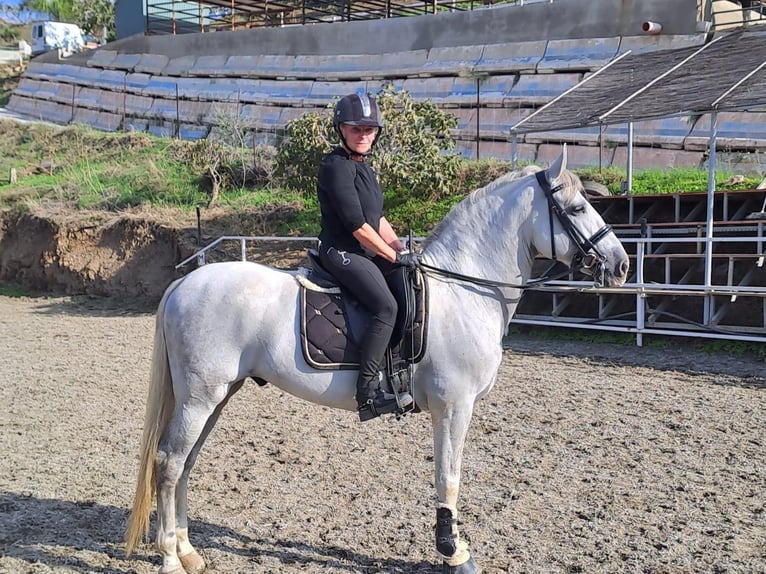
xmin=535 ymin=170 xmax=612 ymax=282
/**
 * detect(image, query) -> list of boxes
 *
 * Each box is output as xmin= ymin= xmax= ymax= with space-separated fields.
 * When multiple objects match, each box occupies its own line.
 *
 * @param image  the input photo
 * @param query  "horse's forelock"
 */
xmin=551 ymin=169 xmax=584 ymax=206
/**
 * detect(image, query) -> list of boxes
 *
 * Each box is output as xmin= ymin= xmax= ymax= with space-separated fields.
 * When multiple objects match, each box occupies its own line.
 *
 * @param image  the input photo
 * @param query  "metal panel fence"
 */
xmin=176 ymin=224 xmax=766 ymax=346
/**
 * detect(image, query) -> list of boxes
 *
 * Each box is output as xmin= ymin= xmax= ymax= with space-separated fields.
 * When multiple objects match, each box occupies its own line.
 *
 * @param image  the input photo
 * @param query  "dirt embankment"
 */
xmin=0 ymin=210 xmax=310 ymax=302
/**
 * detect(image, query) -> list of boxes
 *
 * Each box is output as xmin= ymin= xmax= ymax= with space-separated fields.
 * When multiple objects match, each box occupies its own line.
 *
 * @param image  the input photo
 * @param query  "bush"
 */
xmin=275 ymin=86 xmax=462 ymax=201
xmin=451 ymin=158 xmax=515 ymax=196
xmin=179 ymin=139 xmax=276 ymax=208
xmin=0 ymin=25 xmax=21 ymax=44
xmin=274 ymin=110 xmax=334 ymax=197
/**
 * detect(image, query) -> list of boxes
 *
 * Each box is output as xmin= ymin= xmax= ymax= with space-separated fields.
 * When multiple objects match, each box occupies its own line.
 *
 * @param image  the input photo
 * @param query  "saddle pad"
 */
xmin=300 ymin=288 xmax=362 ymax=370
xmin=299 ymin=271 xmax=428 ymax=370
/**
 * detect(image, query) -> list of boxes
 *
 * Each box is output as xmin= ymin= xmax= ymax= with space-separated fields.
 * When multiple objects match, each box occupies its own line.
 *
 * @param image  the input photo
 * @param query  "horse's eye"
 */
xmin=570 ymin=205 xmax=586 ymax=215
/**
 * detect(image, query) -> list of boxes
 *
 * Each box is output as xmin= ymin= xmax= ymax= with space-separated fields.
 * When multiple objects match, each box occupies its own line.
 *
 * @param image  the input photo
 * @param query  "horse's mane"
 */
xmin=423 ymin=164 xmax=583 ymax=248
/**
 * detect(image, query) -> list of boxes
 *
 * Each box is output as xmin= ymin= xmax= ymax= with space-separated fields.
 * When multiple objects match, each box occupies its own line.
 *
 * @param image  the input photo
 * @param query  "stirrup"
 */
xmin=358 ymin=390 xmax=413 ymax=422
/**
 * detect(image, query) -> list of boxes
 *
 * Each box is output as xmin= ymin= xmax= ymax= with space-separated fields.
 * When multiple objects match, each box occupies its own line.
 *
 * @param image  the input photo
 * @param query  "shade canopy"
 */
xmin=512 ymin=28 xmax=766 ymax=134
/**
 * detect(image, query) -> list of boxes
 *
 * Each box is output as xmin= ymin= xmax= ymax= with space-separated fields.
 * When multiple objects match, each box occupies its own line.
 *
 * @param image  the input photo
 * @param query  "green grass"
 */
xmin=0 ymin=284 xmax=39 ymax=297
xmin=574 ymin=166 xmax=762 ymax=195
xmin=0 ymin=123 xmax=209 ymax=211
xmin=0 ymin=119 xmax=763 ymax=235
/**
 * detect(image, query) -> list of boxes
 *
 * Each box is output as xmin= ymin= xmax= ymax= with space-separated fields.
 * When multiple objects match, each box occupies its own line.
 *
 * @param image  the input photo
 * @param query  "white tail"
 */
xmin=124 ymin=278 xmax=183 ymax=555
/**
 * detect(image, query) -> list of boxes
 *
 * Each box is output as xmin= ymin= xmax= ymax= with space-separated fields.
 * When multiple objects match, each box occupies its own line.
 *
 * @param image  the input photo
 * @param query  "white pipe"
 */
xmin=636 ymin=241 xmax=645 ymax=347
xmin=511 ymin=133 xmax=518 ymax=171
xmin=706 ymin=110 xmax=717 ymax=290
xmin=627 ymin=122 xmax=634 ymax=193
xmin=642 ymin=21 xmax=663 ymax=34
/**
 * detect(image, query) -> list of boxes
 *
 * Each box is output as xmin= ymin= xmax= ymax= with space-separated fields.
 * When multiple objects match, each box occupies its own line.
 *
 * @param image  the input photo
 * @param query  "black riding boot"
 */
xmin=356 ymin=318 xmax=412 ymax=422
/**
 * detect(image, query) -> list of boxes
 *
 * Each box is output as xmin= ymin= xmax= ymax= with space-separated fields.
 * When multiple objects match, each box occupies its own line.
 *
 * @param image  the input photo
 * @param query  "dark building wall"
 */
xmin=111 ymin=0 xmax=700 ymax=56
xmin=114 ymin=0 xmax=144 ymax=40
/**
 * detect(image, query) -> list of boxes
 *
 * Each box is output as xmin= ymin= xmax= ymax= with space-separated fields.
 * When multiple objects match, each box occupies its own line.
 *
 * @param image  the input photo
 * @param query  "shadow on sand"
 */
xmin=0 ymin=492 xmax=436 ymax=573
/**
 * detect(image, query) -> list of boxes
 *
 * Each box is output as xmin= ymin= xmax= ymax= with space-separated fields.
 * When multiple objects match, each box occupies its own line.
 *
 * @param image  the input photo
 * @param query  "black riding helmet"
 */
xmin=333 ymin=93 xmax=383 ymax=152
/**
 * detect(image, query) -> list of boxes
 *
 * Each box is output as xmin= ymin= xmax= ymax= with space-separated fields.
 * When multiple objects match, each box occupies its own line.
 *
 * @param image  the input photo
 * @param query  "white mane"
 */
xmin=423 ymin=164 xmax=584 ymax=249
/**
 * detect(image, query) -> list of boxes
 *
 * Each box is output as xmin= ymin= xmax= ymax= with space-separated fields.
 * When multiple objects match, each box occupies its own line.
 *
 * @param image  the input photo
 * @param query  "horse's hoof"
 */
xmin=179 ymin=549 xmax=206 ymax=573
xmin=442 ymin=556 xmax=480 ymax=574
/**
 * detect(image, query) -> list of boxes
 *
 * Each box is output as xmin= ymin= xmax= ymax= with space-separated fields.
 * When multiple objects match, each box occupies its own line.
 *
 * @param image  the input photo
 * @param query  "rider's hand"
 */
xmin=395 ymin=251 xmax=421 ymax=269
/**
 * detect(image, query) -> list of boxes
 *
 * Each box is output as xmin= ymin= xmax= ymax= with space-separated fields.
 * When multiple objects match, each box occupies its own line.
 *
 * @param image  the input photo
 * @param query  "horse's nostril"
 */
xmin=620 ymin=259 xmax=630 ymax=276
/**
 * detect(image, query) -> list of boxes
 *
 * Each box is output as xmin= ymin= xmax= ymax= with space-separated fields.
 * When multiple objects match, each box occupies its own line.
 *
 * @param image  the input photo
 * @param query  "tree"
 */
xmin=21 ymin=0 xmax=77 ymax=22
xmin=20 ymin=0 xmax=115 ymax=38
xmin=0 ymin=24 xmax=21 ymax=42
xmin=77 ymin=0 xmax=114 ymax=39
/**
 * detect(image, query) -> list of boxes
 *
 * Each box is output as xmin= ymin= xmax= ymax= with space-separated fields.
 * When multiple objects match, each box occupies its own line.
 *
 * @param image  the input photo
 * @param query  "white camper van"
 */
xmin=31 ymin=21 xmax=85 ymax=56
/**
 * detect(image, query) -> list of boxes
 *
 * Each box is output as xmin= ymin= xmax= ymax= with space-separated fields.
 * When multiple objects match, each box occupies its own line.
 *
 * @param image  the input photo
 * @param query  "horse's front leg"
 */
xmin=431 ymin=400 xmax=480 ymax=574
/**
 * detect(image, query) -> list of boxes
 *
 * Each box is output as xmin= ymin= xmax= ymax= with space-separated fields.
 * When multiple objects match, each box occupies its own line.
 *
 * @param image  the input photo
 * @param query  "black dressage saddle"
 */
xmin=298 ymin=249 xmax=428 ymax=379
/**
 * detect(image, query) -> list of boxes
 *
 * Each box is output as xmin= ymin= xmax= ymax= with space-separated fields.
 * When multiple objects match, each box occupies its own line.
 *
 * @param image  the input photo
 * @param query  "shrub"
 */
xmin=275 ymin=86 xmax=461 ymax=201
xmin=0 ymin=25 xmax=21 ymax=43
xmin=179 ymin=139 xmax=276 ymax=207
xmin=450 ymin=158 xmax=516 ymax=196
xmin=274 ymin=110 xmax=334 ymax=198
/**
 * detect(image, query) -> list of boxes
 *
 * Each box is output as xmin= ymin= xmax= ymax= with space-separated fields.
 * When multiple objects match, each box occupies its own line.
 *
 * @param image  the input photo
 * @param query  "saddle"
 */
xmin=297 ymin=249 xmax=428 ymax=385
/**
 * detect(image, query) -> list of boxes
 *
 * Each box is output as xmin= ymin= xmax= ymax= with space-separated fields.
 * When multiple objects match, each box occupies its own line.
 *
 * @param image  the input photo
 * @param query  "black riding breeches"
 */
xmin=319 ymin=246 xmax=398 ymax=392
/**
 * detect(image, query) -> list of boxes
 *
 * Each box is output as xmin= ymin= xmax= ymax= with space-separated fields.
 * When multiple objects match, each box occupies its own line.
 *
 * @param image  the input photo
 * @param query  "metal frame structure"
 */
xmin=144 ymin=0 xmax=517 ymax=33
xmin=510 ymin=27 xmax=766 ymax=344
xmin=177 ymin=204 xmax=766 ymax=345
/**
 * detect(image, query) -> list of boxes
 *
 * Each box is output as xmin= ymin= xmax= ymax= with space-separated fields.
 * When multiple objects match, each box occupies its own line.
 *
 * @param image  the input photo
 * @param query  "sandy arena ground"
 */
xmin=0 ymin=294 xmax=764 ymax=574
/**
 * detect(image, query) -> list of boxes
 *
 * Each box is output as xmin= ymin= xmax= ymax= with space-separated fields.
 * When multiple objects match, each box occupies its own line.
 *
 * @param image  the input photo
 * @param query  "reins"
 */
xmin=418 ymin=261 xmax=569 ymax=290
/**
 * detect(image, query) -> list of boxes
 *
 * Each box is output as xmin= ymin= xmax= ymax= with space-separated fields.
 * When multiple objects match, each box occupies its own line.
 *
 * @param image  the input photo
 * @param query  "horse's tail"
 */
xmin=125 ymin=277 xmax=184 ymax=556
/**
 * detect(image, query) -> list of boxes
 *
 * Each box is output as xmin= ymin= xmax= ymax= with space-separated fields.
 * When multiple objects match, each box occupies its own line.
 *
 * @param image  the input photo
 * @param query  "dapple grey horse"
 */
xmin=125 ymin=148 xmax=629 ymax=573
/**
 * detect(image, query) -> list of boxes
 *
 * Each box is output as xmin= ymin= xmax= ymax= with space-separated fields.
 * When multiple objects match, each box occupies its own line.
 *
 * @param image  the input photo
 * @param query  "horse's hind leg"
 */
xmin=175 ymin=380 xmax=245 ymax=574
xmin=156 ymin=387 xmax=234 ymax=574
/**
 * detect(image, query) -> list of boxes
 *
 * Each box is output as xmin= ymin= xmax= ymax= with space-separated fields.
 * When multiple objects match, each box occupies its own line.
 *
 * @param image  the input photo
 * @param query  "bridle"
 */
xmin=535 ymin=170 xmax=613 ymax=285
xmin=419 ymin=169 xmax=614 ymax=289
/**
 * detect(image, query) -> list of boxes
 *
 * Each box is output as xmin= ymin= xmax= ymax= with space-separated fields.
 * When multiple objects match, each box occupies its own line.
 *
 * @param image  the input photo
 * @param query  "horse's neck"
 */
xmin=421 ymin=190 xmax=537 ymax=334
xmin=423 ymin=192 xmax=535 ymax=286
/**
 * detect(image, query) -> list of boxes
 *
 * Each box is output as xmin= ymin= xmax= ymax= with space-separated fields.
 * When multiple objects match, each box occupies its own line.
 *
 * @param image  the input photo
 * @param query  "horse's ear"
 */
xmin=548 ymin=144 xmax=567 ymax=179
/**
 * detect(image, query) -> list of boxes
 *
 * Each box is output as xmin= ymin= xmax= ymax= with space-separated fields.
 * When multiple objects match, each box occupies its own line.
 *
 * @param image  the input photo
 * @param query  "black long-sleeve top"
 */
xmin=317 ymin=147 xmax=384 ymax=254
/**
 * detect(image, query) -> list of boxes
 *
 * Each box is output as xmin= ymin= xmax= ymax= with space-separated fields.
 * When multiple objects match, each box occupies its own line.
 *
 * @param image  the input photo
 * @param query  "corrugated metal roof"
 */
xmin=512 ymin=28 xmax=766 ymax=134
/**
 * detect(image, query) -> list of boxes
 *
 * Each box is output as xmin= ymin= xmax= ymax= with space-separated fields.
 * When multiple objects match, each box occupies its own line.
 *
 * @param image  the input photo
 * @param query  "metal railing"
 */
xmin=707 ymin=0 xmax=765 ymax=33
xmin=177 ymin=231 xmax=766 ymax=345
xmin=144 ymin=0 xmax=766 ymax=36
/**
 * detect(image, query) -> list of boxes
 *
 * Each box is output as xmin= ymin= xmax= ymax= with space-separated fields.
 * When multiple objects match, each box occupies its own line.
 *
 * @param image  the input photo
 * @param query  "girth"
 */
xmin=297 ymin=249 xmax=428 ymax=370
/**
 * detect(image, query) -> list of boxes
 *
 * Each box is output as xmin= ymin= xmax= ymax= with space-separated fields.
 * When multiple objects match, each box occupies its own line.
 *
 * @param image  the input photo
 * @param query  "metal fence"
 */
xmin=707 ymin=0 xmax=765 ymax=32
xmin=176 ymin=226 xmax=766 ymax=346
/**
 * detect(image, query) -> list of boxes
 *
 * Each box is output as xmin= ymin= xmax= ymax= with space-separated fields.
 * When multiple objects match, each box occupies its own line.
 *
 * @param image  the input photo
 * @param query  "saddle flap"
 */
xmin=300 ymin=287 xmax=364 ymax=369
xmin=385 ymin=266 xmax=426 ymax=362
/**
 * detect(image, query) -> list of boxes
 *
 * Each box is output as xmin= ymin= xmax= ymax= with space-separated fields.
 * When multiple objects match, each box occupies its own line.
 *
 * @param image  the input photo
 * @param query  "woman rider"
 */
xmin=317 ymin=92 xmax=420 ymax=422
